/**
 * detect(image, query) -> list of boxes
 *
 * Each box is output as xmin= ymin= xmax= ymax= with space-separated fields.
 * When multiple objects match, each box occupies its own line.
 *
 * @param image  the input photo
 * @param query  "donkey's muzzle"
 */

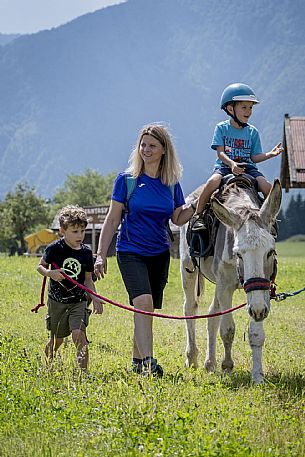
xmin=248 ymin=304 xmax=269 ymax=322
xmin=244 ymin=277 xmax=271 ymax=321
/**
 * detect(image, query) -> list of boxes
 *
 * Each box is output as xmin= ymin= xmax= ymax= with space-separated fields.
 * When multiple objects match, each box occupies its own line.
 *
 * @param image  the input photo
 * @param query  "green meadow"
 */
xmin=0 ymin=243 xmax=304 ymax=456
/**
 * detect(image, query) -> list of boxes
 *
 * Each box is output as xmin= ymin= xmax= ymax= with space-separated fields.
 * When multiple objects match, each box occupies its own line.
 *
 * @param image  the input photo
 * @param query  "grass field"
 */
xmin=275 ymin=240 xmax=305 ymax=258
xmin=0 ymin=242 xmax=304 ymax=456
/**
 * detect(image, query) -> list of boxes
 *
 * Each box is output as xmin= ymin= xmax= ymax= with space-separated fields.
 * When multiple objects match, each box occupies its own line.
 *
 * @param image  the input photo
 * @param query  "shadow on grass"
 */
xmin=33 ymin=363 xmax=305 ymax=396
xmin=216 ymin=369 xmax=305 ymax=397
xmin=265 ymin=372 xmax=305 ymax=398
xmin=220 ymin=370 xmax=253 ymax=389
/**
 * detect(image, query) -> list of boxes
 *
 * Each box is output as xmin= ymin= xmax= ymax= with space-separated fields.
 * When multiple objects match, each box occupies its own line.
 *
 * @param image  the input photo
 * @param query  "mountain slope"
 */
xmin=0 ymin=33 xmax=20 ymax=46
xmin=0 ymin=0 xmax=305 ymax=198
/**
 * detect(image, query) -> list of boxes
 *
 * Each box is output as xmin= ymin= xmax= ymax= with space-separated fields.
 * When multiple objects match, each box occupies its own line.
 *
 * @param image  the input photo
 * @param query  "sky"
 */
xmin=0 ymin=0 xmax=125 ymax=34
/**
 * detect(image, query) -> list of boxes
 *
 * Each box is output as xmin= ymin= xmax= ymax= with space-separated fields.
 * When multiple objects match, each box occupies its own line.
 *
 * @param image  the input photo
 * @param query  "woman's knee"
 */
xmin=133 ymin=294 xmax=153 ymax=311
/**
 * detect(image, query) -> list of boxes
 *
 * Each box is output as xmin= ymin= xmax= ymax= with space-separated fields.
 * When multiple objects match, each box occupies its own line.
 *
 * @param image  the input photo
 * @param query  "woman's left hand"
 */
xmin=92 ymin=297 xmax=104 ymax=314
xmin=94 ymin=257 xmax=107 ymax=280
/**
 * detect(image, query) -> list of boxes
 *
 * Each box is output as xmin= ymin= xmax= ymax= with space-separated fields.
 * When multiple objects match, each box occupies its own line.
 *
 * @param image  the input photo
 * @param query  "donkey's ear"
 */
xmin=211 ymin=197 xmax=243 ymax=229
xmin=259 ymin=179 xmax=282 ymax=228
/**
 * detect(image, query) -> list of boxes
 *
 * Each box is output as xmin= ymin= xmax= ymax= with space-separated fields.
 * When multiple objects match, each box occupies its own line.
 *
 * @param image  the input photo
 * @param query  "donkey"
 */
xmin=180 ymin=178 xmax=282 ymax=384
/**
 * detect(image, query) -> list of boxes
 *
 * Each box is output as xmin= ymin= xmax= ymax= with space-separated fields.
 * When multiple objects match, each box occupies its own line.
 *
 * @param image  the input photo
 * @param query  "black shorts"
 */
xmin=117 ymin=250 xmax=170 ymax=309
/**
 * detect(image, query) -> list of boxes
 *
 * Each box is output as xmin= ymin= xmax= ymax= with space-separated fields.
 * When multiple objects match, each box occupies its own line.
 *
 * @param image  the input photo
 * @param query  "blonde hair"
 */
xmin=58 ymin=205 xmax=88 ymax=229
xmin=125 ymin=123 xmax=182 ymax=186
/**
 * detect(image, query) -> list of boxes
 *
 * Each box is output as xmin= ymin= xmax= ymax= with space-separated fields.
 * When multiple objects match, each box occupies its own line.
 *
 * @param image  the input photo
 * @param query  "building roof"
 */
xmin=281 ymin=114 xmax=305 ymax=192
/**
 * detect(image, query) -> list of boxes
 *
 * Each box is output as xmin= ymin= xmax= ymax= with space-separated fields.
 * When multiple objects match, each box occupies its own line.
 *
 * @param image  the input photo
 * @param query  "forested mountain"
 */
xmin=277 ymin=194 xmax=305 ymax=240
xmin=0 ymin=33 xmax=20 ymax=46
xmin=0 ymin=0 xmax=305 ymax=198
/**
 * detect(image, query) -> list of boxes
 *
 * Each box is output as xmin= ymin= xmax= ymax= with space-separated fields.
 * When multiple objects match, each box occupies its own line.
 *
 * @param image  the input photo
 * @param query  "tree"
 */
xmin=277 ymin=193 xmax=305 ymax=241
xmin=0 ymin=183 xmax=50 ymax=254
xmin=277 ymin=208 xmax=286 ymax=241
xmin=52 ymin=168 xmax=116 ymax=211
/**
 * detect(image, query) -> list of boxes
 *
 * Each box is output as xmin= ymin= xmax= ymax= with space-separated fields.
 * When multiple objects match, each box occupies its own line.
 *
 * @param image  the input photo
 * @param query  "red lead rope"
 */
xmin=31 ymin=262 xmax=247 ymax=320
xmin=31 ymin=275 xmax=47 ymax=313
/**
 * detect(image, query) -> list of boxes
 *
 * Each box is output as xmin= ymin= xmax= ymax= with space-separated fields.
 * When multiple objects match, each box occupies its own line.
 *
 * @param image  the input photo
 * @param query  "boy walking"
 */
xmin=193 ymin=83 xmax=283 ymax=230
xmin=37 ymin=205 xmax=103 ymax=370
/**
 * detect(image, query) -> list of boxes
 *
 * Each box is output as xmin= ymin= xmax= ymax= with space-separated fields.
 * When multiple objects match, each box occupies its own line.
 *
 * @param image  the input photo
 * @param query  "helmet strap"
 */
xmin=233 ymin=105 xmax=248 ymax=128
xmin=224 ymin=104 xmax=248 ymax=128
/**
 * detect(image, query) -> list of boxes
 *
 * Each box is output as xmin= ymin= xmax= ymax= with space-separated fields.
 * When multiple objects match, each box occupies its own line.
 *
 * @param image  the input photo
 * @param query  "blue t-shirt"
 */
xmin=112 ymin=172 xmax=185 ymax=256
xmin=211 ymin=120 xmax=262 ymax=169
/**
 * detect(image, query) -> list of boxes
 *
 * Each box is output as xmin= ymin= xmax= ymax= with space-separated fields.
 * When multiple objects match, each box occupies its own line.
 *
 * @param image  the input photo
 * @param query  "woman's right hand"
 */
xmin=94 ymin=256 xmax=107 ymax=280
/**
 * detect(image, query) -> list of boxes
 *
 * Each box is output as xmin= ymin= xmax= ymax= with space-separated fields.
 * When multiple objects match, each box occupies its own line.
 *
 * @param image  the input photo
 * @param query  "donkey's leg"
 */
xmin=217 ymin=284 xmax=236 ymax=374
xmin=204 ymin=294 xmax=220 ymax=372
xmin=248 ymin=320 xmax=265 ymax=384
xmin=220 ymin=313 xmax=235 ymax=374
xmin=181 ymin=260 xmax=201 ymax=368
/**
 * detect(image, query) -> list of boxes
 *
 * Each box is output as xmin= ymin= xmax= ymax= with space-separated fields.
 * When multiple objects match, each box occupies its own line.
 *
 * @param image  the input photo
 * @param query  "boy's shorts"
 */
xmin=214 ymin=164 xmax=264 ymax=179
xmin=117 ymin=250 xmax=170 ymax=309
xmin=46 ymin=298 xmax=91 ymax=338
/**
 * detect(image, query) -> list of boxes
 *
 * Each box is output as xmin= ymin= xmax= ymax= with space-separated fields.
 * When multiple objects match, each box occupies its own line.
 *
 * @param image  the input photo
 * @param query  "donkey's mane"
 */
xmin=218 ymin=183 xmax=262 ymax=221
xmin=219 ymin=183 xmax=274 ymax=250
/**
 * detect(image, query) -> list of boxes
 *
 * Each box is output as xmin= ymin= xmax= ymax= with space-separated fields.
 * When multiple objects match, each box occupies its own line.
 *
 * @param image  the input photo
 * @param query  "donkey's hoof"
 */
xmin=204 ymin=359 xmax=216 ymax=373
xmin=221 ymin=360 xmax=234 ymax=375
xmin=252 ymin=374 xmax=264 ymax=385
xmin=185 ymin=358 xmax=198 ymax=369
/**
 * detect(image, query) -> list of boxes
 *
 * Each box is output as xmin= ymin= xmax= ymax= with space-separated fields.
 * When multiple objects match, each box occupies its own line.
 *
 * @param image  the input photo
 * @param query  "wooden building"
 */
xmin=281 ymin=114 xmax=305 ymax=192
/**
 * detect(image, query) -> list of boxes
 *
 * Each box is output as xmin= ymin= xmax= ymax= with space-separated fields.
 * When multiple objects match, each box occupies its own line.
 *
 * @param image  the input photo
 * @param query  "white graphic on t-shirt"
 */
xmin=138 ymin=183 xmax=146 ymax=188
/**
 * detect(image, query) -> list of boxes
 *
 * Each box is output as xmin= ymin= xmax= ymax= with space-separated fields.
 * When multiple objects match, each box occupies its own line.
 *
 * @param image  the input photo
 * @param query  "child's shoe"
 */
xmin=192 ymin=215 xmax=206 ymax=231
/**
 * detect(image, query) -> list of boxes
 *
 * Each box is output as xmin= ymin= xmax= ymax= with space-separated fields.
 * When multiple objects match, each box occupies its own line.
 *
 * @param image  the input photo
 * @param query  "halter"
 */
xmin=243 ymin=277 xmax=271 ymax=293
xmin=237 ymin=251 xmax=277 ymax=298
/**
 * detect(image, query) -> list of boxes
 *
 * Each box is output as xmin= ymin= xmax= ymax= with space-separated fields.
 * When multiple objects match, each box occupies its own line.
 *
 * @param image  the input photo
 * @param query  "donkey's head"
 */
xmin=211 ymin=179 xmax=282 ymax=322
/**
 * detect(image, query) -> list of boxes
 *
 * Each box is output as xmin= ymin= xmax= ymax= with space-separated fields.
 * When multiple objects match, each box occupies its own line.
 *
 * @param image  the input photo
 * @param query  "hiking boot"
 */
xmin=142 ymin=357 xmax=163 ymax=378
xmin=129 ymin=359 xmax=143 ymax=374
xmin=192 ymin=215 xmax=207 ymax=232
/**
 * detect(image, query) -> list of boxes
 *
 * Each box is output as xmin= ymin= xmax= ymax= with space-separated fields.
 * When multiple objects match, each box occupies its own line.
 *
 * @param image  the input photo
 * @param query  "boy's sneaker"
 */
xmin=192 ymin=215 xmax=206 ymax=232
xmin=142 ymin=357 xmax=163 ymax=378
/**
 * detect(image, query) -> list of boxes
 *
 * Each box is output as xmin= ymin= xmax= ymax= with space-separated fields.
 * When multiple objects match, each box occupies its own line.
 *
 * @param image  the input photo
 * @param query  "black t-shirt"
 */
xmin=43 ymin=238 xmax=94 ymax=304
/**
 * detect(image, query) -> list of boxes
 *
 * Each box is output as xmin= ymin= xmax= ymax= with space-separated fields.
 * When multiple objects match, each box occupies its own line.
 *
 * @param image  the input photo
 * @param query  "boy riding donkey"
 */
xmin=193 ymin=83 xmax=283 ymax=232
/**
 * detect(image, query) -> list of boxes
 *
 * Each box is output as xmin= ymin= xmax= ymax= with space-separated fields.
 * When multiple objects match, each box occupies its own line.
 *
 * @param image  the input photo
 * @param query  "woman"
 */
xmin=94 ymin=123 xmax=196 ymax=376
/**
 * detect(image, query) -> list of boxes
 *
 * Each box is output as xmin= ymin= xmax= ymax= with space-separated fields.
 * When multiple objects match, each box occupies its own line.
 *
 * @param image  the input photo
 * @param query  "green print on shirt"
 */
xmin=62 ymin=257 xmax=81 ymax=279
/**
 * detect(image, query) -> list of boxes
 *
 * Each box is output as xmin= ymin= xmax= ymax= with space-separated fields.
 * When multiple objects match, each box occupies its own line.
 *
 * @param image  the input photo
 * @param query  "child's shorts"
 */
xmin=117 ymin=250 xmax=170 ymax=309
xmin=46 ymin=298 xmax=91 ymax=338
xmin=214 ymin=164 xmax=264 ymax=179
